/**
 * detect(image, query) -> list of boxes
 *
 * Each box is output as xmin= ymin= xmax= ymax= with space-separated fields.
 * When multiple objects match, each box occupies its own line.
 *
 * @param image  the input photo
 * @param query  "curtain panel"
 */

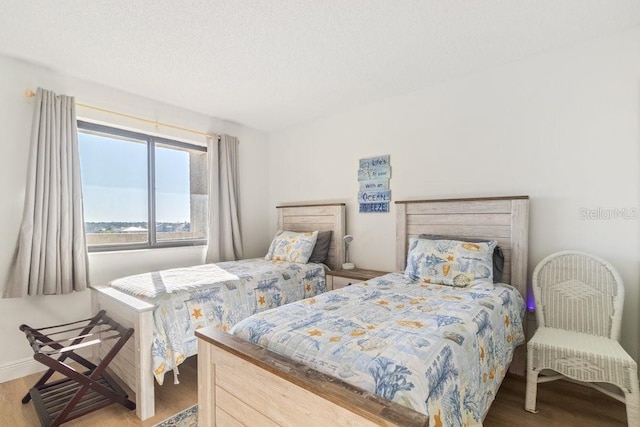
xmin=4 ymin=88 xmax=89 ymax=297
xmin=205 ymin=134 xmax=243 ymax=263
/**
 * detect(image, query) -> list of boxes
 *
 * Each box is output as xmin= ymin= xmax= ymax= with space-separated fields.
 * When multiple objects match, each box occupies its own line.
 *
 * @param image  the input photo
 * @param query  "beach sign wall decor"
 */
xmin=358 ymin=155 xmax=391 ymax=213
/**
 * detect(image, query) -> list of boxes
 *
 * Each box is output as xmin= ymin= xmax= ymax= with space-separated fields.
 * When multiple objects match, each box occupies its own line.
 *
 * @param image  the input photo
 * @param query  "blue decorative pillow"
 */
xmin=265 ymin=230 xmax=318 ymax=264
xmin=404 ymin=238 xmax=496 ymax=287
xmin=419 ymin=234 xmax=505 ymax=283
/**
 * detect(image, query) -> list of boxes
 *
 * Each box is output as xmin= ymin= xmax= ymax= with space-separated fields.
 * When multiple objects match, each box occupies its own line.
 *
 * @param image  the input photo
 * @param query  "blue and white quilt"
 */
xmin=110 ymin=258 xmax=326 ymax=384
xmin=231 ymin=273 xmax=524 ymax=426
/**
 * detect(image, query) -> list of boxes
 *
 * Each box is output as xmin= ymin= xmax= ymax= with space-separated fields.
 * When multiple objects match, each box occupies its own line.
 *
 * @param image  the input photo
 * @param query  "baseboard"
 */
xmin=0 ymin=357 xmax=47 ymax=383
xmin=0 ymin=348 xmax=94 ymax=384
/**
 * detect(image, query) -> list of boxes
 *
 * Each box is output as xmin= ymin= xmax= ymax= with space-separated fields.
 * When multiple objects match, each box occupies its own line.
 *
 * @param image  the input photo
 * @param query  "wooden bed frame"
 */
xmin=196 ymin=196 xmax=530 ymax=426
xmin=90 ymin=203 xmax=346 ymax=420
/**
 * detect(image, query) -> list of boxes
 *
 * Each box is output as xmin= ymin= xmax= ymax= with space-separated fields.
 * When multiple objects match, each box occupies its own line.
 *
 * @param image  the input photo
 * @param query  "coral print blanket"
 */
xmin=231 ymin=273 xmax=524 ymax=426
xmin=110 ymin=258 xmax=326 ymax=384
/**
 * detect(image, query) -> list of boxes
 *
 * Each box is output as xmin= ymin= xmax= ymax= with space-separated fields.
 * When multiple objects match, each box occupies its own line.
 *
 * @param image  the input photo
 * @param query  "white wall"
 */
xmin=268 ymin=28 xmax=640 ymax=361
xmin=0 ymin=55 xmax=270 ymax=380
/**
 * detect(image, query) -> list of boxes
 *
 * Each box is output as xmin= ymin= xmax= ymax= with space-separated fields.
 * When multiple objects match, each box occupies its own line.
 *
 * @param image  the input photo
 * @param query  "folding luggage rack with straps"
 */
xmin=20 ymin=310 xmax=135 ymax=427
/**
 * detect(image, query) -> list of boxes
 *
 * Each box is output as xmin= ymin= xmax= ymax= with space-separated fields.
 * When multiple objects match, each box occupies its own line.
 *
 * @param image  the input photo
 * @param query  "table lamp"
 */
xmin=342 ymin=235 xmax=354 ymax=269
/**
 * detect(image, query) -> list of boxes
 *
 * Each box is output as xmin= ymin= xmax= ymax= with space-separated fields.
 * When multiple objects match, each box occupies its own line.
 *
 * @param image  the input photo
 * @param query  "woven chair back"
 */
xmin=532 ymin=251 xmax=624 ymax=339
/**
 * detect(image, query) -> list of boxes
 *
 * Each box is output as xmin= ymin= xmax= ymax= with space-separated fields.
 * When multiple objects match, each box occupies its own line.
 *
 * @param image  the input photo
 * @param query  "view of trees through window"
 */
xmin=77 ymin=122 xmax=208 ymax=250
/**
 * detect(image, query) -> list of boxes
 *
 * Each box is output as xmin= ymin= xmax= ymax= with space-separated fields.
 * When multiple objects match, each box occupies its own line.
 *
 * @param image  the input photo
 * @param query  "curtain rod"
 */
xmin=25 ymin=89 xmax=219 ymax=141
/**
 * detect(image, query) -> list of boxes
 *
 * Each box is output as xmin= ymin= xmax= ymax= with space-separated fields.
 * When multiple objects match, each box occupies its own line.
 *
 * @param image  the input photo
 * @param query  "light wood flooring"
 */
xmin=0 ymin=357 xmax=198 ymax=427
xmin=0 ymin=357 xmax=627 ymax=426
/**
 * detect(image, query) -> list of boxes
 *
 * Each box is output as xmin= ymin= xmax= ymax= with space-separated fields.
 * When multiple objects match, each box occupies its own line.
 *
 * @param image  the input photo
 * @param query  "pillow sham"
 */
xmin=405 ymin=238 xmax=496 ymax=287
xmin=419 ymin=234 xmax=504 ymax=282
xmin=265 ymin=230 xmax=318 ymax=263
xmin=308 ymin=230 xmax=332 ymax=264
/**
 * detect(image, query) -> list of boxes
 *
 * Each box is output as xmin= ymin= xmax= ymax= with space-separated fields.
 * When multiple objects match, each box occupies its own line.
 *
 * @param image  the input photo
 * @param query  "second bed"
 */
xmin=91 ymin=202 xmax=346 ymax=419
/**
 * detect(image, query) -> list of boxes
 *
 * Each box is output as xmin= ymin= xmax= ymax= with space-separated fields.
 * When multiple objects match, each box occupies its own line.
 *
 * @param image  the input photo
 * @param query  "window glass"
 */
xmin=155 ymin=143 xmax=208 ymax=242
xmin=77 ymin=122 xmax=207 ymax=251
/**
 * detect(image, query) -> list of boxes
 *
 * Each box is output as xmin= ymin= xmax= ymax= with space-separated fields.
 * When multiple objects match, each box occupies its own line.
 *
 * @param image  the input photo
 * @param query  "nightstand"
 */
xmin=326 ymin=268 xmax=389 ymax=291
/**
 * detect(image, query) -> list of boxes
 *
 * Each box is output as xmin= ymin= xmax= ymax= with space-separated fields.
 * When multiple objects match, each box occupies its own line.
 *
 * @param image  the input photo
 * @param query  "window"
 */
xmin=77 ymin=121 xmax=208 ymax=251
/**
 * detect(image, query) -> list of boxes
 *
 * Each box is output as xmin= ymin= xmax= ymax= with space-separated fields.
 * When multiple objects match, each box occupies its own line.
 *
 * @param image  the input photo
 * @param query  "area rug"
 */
xmin=153 ymin=404 xmax=198 ymax=427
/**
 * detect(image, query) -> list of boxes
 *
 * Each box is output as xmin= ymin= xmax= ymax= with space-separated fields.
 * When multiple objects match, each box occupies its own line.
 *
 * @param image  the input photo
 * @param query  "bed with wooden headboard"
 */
xmin=196 ymin=196 xmax=529 ymax=426
xmin=91 ymin=203 xmax=346 ymax=420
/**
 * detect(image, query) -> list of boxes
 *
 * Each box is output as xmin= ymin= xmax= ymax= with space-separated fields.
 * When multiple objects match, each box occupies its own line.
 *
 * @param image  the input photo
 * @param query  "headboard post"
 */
xmin=510 ymin=198 xmax=530 ymax=301
xmin=395 ymin=203 xmax=407 ymax=271
xmin=277 ymin=208 xmax=284 ymax=234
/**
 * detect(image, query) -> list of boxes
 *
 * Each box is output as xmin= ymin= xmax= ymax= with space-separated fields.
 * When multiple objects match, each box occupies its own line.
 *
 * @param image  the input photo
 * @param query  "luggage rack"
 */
xmin=20 ymin=310 xmax=135 ymax=426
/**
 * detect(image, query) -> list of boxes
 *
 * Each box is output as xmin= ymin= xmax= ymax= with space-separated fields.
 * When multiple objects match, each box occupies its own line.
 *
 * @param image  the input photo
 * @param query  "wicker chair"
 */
xmin=525 ymin=251 xmax=639 ymax=425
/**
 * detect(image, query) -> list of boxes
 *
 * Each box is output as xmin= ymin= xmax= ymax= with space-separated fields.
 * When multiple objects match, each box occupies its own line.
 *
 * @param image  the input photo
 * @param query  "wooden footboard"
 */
xmin=91 ymin=285 xmax=156 ymax=420
xmin=196 ymin=327 xmax=428 ymax=427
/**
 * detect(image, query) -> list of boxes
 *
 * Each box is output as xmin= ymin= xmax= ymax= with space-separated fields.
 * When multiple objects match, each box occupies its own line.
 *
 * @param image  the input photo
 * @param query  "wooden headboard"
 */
xmin=395 ymin=196 xmax=530 ymax=302
xmin=276 ymin=203 xmax=346 ymax=270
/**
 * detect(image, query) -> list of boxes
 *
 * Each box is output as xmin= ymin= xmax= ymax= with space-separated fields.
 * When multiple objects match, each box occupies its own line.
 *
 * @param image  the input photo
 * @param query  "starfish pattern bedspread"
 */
xmin=231 ymin=273 xmax=524 ymax=426
xmin=111 ymin=258 xmax=326 ymax=383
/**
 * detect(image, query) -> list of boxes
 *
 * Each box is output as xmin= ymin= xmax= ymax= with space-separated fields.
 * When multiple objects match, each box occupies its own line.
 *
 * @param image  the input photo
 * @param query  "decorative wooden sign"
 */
xmin=358 ymin=155 xmax=391 ymax=213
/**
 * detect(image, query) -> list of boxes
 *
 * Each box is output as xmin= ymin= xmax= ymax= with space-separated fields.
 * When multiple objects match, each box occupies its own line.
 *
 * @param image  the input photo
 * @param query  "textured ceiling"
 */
xmin=1 ymin=1 xmax=639 ymax=131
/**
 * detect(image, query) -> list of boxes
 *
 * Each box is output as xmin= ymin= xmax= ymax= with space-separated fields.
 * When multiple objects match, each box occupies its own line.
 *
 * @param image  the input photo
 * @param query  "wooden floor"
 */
xmin=485 ymin=375 xmax=627 ymax=426
xmin=0 ymin=358 xmax=627 ymax=426
xmin=0 ymin=357 xmax=198 ymax=427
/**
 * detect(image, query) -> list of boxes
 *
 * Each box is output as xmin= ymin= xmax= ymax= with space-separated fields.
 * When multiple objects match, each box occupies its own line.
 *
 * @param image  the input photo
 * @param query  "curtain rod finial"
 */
xmin=25 ymin=89 xmax=36 ymax=98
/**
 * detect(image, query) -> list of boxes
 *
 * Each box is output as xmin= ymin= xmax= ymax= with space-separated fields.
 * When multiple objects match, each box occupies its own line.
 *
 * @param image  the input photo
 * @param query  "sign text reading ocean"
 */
xmin=358 ymin=190 xmax=391 ymax=203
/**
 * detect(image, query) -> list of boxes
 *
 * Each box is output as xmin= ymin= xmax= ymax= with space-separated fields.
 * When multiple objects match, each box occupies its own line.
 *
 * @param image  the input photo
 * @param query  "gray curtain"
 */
xmin=205 ymin=134 xmax=243 ymax=262
xmin=4 ymin=88 xmax=89 ymax=297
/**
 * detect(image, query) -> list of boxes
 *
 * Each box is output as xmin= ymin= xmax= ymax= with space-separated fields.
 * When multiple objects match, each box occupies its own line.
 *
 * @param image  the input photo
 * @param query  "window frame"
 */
xmin=77 ymin=121 xmax=208 ymax=252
